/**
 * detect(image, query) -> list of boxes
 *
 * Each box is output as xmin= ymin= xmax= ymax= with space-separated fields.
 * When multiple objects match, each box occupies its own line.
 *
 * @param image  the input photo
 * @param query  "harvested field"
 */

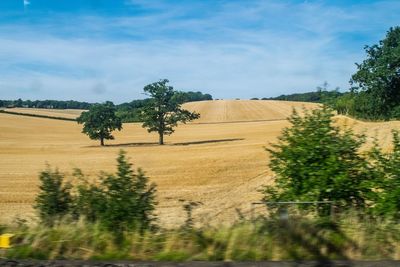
xmin=183 ymin=100 xmax=319 ymax=123
xmin=0 ymin=100 xmax=399 ymax=227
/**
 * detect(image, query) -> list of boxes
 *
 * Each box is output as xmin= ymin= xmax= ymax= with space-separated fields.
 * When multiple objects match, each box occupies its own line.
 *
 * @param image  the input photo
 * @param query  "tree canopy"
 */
xmin=350 ymin=26 xmax=400 ymax=120
xmin=77 ymin=101 xmax=122 ymax=146
xmin=140 ymin=79 xmax=200 ymax=145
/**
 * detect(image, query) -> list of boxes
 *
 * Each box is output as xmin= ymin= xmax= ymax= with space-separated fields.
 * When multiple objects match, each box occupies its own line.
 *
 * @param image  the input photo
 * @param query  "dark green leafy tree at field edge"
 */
xmin=140 ymin=79 xmax=200 ymax=145
xmin=77 ymin=101 xmax=122 ymax=146
xmin=350 ymin=26 xmax=400 ymax=120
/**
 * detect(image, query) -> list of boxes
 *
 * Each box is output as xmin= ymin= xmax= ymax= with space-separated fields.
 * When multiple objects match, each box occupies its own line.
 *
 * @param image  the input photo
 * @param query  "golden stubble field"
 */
xmin=1 ymin=100 xmax=399 ymax=227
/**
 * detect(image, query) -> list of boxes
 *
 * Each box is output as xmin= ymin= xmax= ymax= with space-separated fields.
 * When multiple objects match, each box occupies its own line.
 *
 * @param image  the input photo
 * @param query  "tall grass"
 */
xmin=2 ymin=213 xmax=400 ymax=261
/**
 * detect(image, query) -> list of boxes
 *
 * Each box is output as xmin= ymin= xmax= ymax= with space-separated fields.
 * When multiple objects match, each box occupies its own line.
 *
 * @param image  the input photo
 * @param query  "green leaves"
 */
xmin=97 ymin=150 xmax=157 ymax=232
xmin=34 ymin=166 xmax=73 ymax=225
xmin=264 ymin=107 xmax=400 ymax=218
xmin=350 ymin=27 xmax=400 ymax=120
xmin=34 ymin=151 xmax=158 ymax=233
xmin=140 ymin=79 xmax=200 ymax=144
xmin=263 ymin=107 xmax=375 ymax=214
xmin=368 ymin=131 xmax=400 ymax=219
xmin=77 ymin=101 xmax=122 ymax=146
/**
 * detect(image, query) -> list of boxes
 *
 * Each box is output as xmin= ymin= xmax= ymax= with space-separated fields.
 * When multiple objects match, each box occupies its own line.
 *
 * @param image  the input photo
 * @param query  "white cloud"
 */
xmin=0 ymin=0 xmax=399 ymax=102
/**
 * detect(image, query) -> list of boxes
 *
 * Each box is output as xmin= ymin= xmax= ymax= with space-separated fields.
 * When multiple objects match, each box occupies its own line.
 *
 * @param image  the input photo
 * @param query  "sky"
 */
xmin=0 ymin=0 xmax=399 ymax=103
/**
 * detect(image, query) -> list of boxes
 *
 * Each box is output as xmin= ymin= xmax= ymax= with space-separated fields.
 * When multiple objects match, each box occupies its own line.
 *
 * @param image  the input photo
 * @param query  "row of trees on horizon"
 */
xmin=0 ymin=90 xmax=212 ymax=123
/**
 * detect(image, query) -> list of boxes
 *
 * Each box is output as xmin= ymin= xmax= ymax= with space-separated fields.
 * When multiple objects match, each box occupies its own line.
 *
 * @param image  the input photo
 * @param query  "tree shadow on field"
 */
xmin=85 ymin=138 xmax=244 ymax=148
xmin=84 ymin=142 xmax=159 ymax=148
xmin=172 ymin=138 xmax=244 ymax=146
xmin=105 ymin=142 xmax=159 ymax=147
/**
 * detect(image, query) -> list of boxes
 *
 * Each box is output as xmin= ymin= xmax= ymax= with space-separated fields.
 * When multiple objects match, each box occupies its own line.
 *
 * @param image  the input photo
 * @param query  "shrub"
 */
xmin=34 ymin=150 xmax=157 ymax=233
xmin=368 ymin=131 xmax=400 ymax=219
xmin=34 ymin=166 xmax=73 ymax=225
xmin=263 ymin=107 xmax=375 ymax=215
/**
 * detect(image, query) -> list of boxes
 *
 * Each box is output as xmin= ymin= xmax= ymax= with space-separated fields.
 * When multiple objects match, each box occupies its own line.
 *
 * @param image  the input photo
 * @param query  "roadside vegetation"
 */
xmin=2 ymin=107 xmax=400 ymax=261
xmin=3 ymin=213 xmax=400 ymax=261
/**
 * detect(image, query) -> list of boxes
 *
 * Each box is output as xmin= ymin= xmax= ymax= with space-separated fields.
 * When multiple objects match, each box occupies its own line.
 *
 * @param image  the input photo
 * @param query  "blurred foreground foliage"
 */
xmin=34 ymin=150 xmax=157 ymax=234
xmin=263 ymin=107 xmax=400 ymax=220
xmin=2 ymin=213 xmax=400 ymax=261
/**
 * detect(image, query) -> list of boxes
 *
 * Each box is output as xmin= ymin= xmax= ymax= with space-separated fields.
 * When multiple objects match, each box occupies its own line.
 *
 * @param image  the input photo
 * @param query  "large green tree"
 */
xmin=77 ymin=101 xmax=122 ymax=146
xmin=350 ymin=26 xmax=400 ymax=119
xmin=263 ymin=108 xmax=375 ymax=214
xmin=140 ymin=79 xmax=200 ymax=145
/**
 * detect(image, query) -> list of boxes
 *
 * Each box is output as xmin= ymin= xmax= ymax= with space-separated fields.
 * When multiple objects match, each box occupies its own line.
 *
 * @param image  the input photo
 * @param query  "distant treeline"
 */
xmin=0 ymin=99 xmax=93 ymax=109
xmin=267 ymin=89 xmax=346 ymax=103
xmin=0 ymin=91 xmax=212 ymax=123
xmin=266 ymin=89 xmax=345 ymax=104
xmin=116 ymin=91 xmax=212 ymax=122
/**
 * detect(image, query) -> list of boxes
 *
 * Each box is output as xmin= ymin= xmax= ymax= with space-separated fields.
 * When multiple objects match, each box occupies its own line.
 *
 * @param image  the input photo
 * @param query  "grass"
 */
xmin=2 ymin=213 xmax=400 ymax=261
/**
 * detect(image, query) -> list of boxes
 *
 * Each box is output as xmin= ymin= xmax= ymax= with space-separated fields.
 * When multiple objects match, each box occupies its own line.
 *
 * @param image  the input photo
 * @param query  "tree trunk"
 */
xmin=158 ymin=132 xmax=164 ymax=145
xmin=100 ymin=137 xmax=104 ymax=146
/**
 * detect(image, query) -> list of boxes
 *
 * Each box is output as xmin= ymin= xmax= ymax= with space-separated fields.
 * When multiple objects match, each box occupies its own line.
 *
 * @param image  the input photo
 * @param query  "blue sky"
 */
xmin=0 ymin=0 xmax=399 ymax=103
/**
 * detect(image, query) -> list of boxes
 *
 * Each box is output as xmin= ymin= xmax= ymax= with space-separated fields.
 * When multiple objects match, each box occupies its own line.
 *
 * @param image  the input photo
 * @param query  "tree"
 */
xmin=263 ymin=107 xmax=375 ymax=215
xmin=15 ymin=98 xmax=23 ymax=107
xmin=34 ymin=166 xmax=73 ymax=225
xmin=77 ymin=101 xmax=122 ymax=146
xmin=140 ymin=79 xmax=200 ymax=145
xmin=350 ymin=26 xmax=400 ymax=120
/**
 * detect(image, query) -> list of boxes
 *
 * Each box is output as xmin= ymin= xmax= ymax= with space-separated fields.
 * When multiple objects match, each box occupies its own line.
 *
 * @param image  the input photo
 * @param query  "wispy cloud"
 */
xmin=0 ymin=0 xmax=399 ymax=102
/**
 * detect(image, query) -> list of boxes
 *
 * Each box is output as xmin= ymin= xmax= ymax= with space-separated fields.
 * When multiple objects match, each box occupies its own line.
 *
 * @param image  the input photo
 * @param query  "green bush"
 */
xmin=263 ymin=107 xmax=375 ymax=215
xmin=34 ymin=166 xmax=73 ymax=225
xmin=35 ymin=150 xmax=157 ymax=233
xmin=369 ymin=131 xmax=400 ymax=219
